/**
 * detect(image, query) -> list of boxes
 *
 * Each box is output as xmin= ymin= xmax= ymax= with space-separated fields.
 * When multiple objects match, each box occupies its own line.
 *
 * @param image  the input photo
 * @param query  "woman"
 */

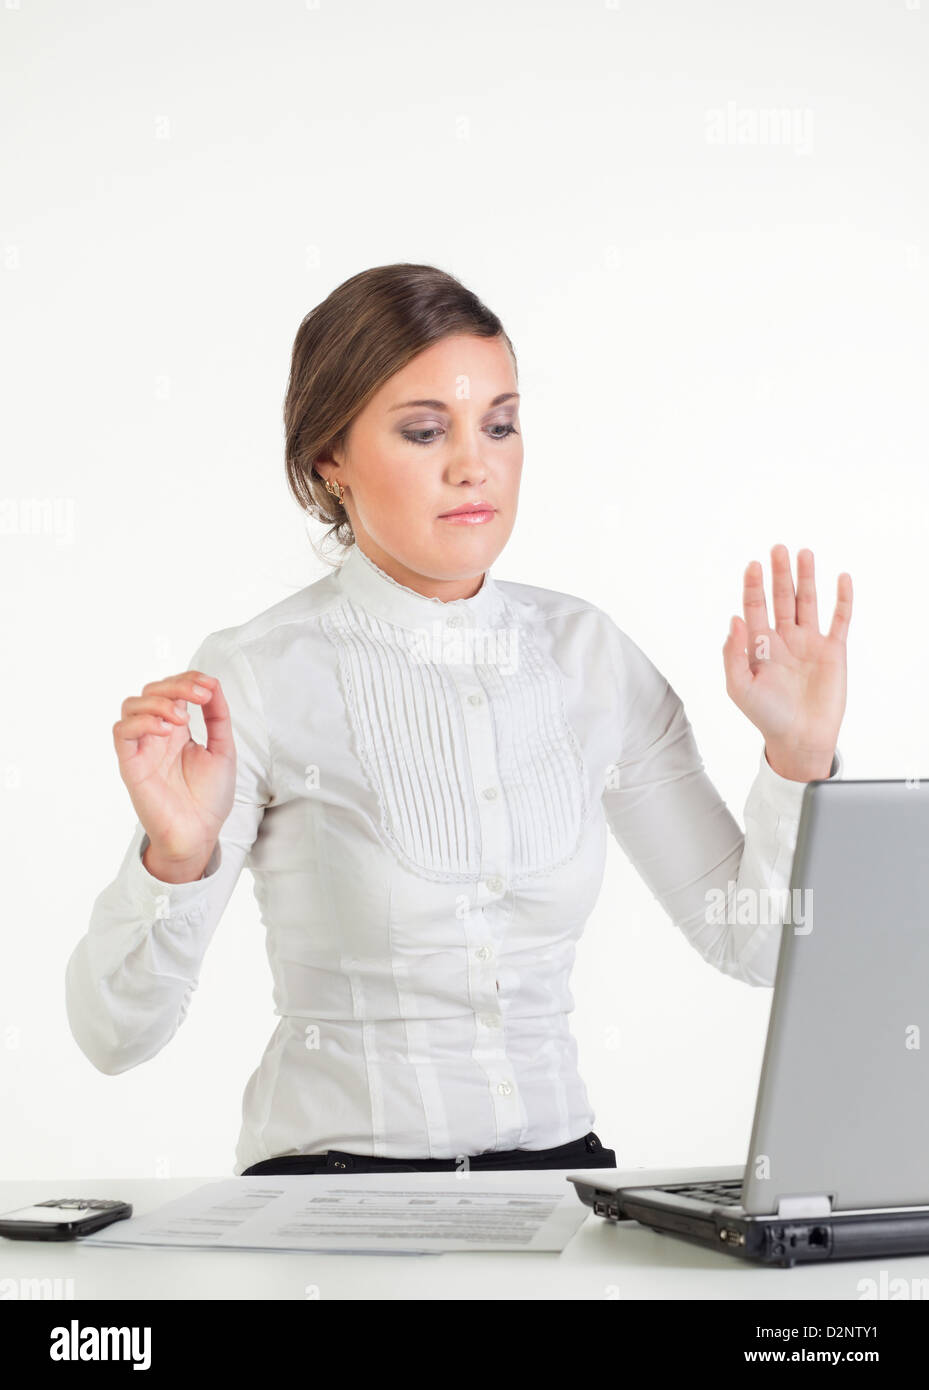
xmin=66 ymin=263 xmax=853 ymax=1177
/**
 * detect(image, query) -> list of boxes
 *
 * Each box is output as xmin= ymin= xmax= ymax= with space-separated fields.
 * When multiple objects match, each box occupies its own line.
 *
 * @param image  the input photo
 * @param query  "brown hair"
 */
xmin=283 ymin=263 xmax=517 ymax=560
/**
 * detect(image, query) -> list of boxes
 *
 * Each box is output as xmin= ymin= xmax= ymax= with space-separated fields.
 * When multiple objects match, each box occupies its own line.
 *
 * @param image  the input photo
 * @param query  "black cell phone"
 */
xmin=0 ymin=1198 xmax=133 ymax=1241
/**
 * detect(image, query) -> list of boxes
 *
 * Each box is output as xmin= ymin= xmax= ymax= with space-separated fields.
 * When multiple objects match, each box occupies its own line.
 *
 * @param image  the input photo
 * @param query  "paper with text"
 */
xmin=80 ymin=1170 xmax=593 ymax=1254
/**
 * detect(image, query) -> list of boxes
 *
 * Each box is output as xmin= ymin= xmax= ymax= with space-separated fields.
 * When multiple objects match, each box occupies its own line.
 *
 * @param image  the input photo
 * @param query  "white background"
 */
xmin=2 ymin=0 xmax=927 ymax=1181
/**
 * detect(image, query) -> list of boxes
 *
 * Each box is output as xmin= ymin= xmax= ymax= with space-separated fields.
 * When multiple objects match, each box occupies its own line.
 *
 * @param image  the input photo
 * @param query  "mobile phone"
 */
xmin=0 ymin=1198 xmax=133 ymax=1241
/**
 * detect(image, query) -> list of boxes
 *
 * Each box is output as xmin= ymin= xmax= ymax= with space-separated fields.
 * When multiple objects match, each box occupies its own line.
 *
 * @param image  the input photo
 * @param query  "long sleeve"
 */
xmin=65 ymin=628 xmax=273 ymax=1074
xmin=601 ymin=618 xmax=841 ymax=988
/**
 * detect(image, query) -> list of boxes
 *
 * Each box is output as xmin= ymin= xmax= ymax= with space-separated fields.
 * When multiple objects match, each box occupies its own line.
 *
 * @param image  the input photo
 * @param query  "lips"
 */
xmin=438 ymin=504 xmax=496 ymax=517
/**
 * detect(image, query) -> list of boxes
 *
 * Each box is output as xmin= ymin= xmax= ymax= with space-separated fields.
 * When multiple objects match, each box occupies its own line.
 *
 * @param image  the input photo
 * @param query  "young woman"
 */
xmin=66 ymin=263 xmax=853 ymax=1177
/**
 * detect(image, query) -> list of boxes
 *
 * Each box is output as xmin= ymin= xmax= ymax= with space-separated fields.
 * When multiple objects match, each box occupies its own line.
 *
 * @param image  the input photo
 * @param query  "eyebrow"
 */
xmin=388 ymin=392 xmax=520 ymax=412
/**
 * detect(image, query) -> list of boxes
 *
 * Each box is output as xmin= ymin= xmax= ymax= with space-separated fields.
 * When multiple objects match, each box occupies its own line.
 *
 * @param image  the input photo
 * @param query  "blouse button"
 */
xmin=468 ymin=692 xmax=484 ymax=705
xmin=446 ymin=614 xmax=464 ymax=628
xmin=496 ymin=1082 xmax=513 ymax=1096
xmin=486 ymin=876 xmax=504 ymax=894
xmin=482 ymin=786 xmax=498 ymax=801
xmin=475 ymin=945 xmax=494 ymax=962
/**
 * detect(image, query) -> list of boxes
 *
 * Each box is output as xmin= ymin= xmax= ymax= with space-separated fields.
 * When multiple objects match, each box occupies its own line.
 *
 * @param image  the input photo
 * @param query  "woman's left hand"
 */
xmin=723 ymin=545 xmax=853 ymax=782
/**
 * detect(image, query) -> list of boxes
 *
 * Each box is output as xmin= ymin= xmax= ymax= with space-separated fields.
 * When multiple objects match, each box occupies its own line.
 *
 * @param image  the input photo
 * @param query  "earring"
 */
xmin=323 ymin=475 xmax=345 ymax=504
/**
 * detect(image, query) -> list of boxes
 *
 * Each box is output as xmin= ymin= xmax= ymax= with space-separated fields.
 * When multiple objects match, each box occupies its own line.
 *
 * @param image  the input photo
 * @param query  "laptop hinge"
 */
xmin=776 ymin=1194 xmax=832 ymax=1219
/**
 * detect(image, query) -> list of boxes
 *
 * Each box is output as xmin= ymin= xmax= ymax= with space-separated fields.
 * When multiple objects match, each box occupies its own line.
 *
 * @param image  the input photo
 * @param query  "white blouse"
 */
xmin=66 ymin=542 xmax=841 ymax=1175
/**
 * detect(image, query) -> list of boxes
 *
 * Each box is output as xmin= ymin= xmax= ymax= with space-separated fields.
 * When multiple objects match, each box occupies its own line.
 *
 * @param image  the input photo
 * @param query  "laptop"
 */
xmin=567 ymin=777 xmax=929 ymax=1266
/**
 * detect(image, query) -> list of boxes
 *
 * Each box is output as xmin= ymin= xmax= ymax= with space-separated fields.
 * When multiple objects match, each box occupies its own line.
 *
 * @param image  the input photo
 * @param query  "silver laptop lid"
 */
xmin=742 ymin=779 xmax=929 ymax=1216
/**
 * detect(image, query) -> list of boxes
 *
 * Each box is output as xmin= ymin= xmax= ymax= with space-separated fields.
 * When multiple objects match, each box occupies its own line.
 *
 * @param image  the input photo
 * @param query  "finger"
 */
xmin=198 ymin=677 xmax=235 ymax=760
xmin=770 ymin=543 xmax=796 ymax=630
xmin=795 ymin=548 xmax=819 ymax=630
xmin=112 ymin=713 xmax=180 ymax=756
xmin=121 ymin=694 xmax=191 ymax=723
xmin=140 ymin=672 xmax=218 ymax=700
xmin=742 ymin=560 xmax=770 ymax=661
xmin=827 ymin=571 xmax=854 ymax=643
xmin=723 ymin=615 xmax=754 ymax=703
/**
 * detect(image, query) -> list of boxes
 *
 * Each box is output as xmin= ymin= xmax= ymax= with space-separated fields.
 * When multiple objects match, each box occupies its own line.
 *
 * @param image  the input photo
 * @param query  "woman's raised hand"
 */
xmin=112 ymin=670 xmax=236 ymax=881
xmin=723 ymin=545 xmax=853 ymax=783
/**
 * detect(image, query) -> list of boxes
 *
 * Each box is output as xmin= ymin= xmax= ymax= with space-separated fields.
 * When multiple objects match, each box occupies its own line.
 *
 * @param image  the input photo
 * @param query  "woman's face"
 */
xmin=318 ymin=332 xmax=522 ymax=600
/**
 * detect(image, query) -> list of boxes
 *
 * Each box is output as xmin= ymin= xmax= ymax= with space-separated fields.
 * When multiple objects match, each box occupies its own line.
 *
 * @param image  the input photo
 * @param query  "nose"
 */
xmin=445 ymin=433 xmax=489 ymax=487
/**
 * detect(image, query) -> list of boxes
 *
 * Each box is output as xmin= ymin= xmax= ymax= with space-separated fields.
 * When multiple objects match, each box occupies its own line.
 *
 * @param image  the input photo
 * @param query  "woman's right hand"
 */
xmin=112 ymin=670 xmax=237 ymax=880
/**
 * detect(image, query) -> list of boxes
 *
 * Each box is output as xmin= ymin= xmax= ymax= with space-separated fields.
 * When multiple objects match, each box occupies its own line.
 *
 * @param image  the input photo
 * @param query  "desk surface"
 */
xmin=2 ymin=1164 xmax=926 ymax=1299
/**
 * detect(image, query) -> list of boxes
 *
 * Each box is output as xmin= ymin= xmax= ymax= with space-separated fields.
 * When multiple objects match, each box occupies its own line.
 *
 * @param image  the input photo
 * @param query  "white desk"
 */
xmin=2 ymin=1164 xmax=927 ymax=1299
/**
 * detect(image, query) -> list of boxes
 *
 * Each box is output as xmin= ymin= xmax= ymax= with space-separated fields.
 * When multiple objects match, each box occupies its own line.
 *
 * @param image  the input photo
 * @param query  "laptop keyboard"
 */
xmin=657 ymin=1179 xmax=744 ymax=1206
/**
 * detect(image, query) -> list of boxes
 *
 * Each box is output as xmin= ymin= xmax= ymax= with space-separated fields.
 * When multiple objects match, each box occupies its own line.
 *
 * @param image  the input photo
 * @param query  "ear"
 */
xmin=313 ymin=454 xmax=335 ymax=487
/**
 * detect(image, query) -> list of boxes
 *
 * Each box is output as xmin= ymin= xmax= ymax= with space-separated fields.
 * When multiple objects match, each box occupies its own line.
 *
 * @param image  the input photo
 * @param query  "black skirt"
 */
xmin=241 ymin=1130 xmax=616 ymax=1175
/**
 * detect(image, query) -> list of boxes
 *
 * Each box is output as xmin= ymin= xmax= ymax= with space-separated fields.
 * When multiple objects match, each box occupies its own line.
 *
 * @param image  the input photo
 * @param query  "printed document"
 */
xmin=80 ymin=1170 xmax=593 ymax=1254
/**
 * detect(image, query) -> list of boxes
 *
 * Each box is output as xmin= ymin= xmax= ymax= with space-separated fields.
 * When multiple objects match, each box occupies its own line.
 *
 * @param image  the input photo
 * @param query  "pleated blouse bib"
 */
xmin=66 ymin=542 xmax=841 ymax=1174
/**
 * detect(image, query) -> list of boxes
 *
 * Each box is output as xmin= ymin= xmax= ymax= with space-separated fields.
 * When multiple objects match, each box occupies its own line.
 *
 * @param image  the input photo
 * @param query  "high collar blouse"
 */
xmin=66 ymin=542 xmax=841 ymax=1175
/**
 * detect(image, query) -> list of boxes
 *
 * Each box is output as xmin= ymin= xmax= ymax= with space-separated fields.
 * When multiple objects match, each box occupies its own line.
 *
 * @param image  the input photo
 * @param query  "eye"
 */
xmin=402 ymin=427 xmax=444 ymax=446
xmin=401 ymin=423 xmax=519 ymax=447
